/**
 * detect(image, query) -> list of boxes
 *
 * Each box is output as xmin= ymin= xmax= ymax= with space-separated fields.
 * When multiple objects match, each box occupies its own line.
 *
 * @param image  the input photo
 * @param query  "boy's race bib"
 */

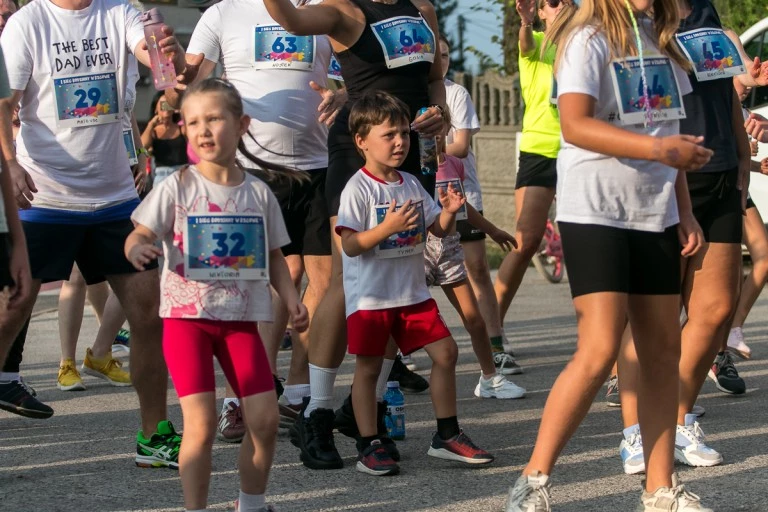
xmin=370 ymin=16 xmax=435 ymax=69
xmin=53 ymin=72 xmax=120 ymax=128
xmin=123 ymin=129 xmax=138 ymax=166
xmin=184 ymin=213 xmax=269 ymax=281
xmin=374 ymin=200 xmax=427 ymax=258
xmin=253 ymin=25 xmax=315 ymax=70
xmin=434 ymin=179 xmax=467 ymax=221
xmin=609 ymin=56 xmax=686 ymax=126
xmin=676 ymin=28 xmax=745 ymax=82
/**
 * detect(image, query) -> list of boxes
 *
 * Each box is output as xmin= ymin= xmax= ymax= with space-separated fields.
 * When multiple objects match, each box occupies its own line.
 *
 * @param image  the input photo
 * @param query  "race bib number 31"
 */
xmin=254 ymin=25 xmax=315 ymax=70
xmin=184 ymin=214 xmax=269 ymax=281
xmin=374 ymin=200 xmax=427 ymax=258
xmin=676 ymin=28 xmax=745 ymax=82
xmin=54 ymin=72 xmax=119 ymax=128
xmin=371 ymin=16 xmax=435 ymax=69
xmin=610 ymin=56 xmax=686 ymax=126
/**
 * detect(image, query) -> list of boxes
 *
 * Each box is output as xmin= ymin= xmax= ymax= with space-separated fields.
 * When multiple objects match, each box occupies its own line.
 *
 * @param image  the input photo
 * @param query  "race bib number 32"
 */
xmin=184 ymin=214 xmax=269 ymax=281
xmin=53 ymin=72 xmax=119 ymax=128
xmin=610 ymin=56 xmax=686 ymax=126
xmin=374 ymin=200 xmax=427 ymax=258
xmin=371 ymin=16 xmax=435 ymax=69
xmin=254 ymin=25 xmax=315 ymax=70
xmin=676 ymin=28 xmax=745 ymax=82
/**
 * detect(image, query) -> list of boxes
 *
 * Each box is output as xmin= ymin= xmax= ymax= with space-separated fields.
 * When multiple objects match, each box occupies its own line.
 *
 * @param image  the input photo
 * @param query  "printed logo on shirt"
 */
xmin=609 ymin=56 xmax=686 ymax=126
xmin=253 ymin=25 xmax=315 ymax=70
xmin=374 ymin=199 xmax=427 ymax=258
xmin=675 ymin=28 xmax=745 ymax=82
xmin=370 ymin=16 xmax=435 ymax=69
xmin=183 ymin=213 xmax=269 ymax=280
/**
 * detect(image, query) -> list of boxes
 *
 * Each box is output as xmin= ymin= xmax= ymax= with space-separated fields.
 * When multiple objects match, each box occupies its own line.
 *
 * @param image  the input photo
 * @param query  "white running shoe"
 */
xmin=726 ymin=327 xmax=751 ymax=360
xmin=619 ymin=424 xmax=645 ymax=475
xmin=505 ymin=471 xmax=551 ymax=512
xmin=674 ymin=414 xmax=723 ymax=467
xmin=474 ymin=374 xmax=526 ymax=399
xmin=637 ymin=473 xmax=713 ymax=511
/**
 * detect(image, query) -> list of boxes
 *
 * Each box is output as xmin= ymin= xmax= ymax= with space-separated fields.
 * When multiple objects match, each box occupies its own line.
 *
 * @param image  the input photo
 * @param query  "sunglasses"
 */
xmin=544 ymin=0 xmax=561 ymax=7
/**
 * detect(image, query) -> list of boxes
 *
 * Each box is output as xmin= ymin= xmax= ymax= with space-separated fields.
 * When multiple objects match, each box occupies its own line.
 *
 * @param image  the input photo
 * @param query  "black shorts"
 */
xmin=559 ymin=222 xmax=681 ymax=298
xmin=457 ymin=210 xmax=486 ymax=242
xmin=23 ymin=218 xmax=155 ymax=285
xmin=516 ymin=151 xmax=557 ymax=189
xmin=326 ymin=120 xmax=435 ymax=216
xmin=267 ymin=169 xmax=332 ymax=256
xmin=0 ymin=234 xmax=13 ymax=289
xmin=687 ymin=169 xmax=742 ymax=244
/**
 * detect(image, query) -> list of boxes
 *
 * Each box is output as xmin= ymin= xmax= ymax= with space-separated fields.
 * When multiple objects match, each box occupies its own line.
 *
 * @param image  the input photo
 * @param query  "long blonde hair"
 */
xmin=550 ymin=0 xmax=690 ymax=72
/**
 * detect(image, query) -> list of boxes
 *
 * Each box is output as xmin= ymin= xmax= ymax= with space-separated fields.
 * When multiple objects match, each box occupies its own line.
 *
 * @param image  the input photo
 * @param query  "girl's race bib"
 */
xmin=676 ymin=28 xmax=745 ymax=82
xmin=609 ymin=56 xmax=686 ymax=126
xmin=370 ymin=16 xmax=435 ymax=69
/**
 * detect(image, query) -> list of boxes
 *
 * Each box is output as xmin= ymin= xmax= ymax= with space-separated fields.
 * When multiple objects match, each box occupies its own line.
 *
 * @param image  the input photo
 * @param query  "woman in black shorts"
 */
xmin=264 ymin=0 xmax=446 ymax=470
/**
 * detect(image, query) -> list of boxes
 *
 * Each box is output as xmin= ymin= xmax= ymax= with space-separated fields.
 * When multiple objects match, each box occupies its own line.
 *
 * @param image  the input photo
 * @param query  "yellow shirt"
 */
xmin=519 ymin=31 xmax=561 ymax=159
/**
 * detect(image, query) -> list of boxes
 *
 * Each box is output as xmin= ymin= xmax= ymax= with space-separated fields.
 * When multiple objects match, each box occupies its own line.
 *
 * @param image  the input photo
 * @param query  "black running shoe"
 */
xmin=273 ymin=374 xmax=284 ymax=399
xmin=708 ymin=352 xmax=746 ymax=395
xmin=334 ymin=395 xmax=400 ymax=461
xmin=0 ymin=379 xmax=54 ymax=419
xmin=389 ymin=355 xmax=429 ymax=394
xmin=290 ymin=397 xmax=343 ymax=470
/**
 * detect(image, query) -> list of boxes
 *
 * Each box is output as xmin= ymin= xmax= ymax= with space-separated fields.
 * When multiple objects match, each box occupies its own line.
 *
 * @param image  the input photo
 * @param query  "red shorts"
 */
xmin=163 ymin=318 xmax=274 ymax=399
xmin=347 ymin=299 xmax=452 ymax=356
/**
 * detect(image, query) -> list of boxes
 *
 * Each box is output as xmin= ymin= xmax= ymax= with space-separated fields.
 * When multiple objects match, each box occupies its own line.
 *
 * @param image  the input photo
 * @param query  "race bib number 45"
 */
xmin=610 ymin=56 xmax=686 ymax=126
xmin=371 ymin=16 xmax=435 ymax=69
xmin=184 ymin=213 xmax=269 ymax=281
xmin=53 ymin=72 xmax=119 ymax=128
xmin=676 ymin=28 xmax=745 ymax=82
xmin=254 ymin=25 xmax=315 ymax=70
xmin=374 ymin=200 xmax=427 ymax=258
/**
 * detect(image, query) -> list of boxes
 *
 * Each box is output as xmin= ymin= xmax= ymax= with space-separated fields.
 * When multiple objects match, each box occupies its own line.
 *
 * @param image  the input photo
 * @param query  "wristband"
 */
xmin=521 ymin=21 xmax=533 ymax=27
xmin=428 ymin=104 xmax=445 ymax=117
xmin=137 ymin=147 xmax=150 ymax=157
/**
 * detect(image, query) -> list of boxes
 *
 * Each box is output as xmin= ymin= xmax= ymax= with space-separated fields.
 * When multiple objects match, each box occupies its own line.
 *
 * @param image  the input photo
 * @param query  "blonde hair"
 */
xmin=549 ymin=0 xmax=690 ymax=72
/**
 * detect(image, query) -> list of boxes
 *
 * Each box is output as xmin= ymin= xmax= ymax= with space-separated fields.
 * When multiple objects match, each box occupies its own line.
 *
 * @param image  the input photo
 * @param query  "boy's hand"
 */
xmin=489 ymin=228 xmax=518 ymax=252
xmin=289 ymin=302 xmax=310 ymax=333
xmin=381 ymin=199 xmax=419 ymax=235
xmin=437 ymin=183 xmax=466 ymax=213
xmin=127 ymin=243 xmax=162 ymax=271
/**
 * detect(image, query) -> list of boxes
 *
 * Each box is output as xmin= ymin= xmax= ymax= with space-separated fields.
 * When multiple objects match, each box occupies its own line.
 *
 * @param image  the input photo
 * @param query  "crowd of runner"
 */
xmin=0 ymin=0 xmax=767 ymax=510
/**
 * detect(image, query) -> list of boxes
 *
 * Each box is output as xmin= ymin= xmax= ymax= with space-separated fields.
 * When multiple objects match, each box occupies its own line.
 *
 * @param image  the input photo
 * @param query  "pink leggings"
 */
xmin=163 ymin=318 xmax=274 ymax=398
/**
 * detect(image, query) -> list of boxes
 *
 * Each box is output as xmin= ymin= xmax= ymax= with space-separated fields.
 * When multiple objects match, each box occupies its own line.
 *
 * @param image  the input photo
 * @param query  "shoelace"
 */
xmin=17 ymin=377 xmax=38 ymax=396
xmin=495 ymin=352 xmax=513 ymax=365
xmin=455 ymin=431 xmax=482 ymax=451
xmin=719 ymin=352 xmax=739 ymax=378
xmin=103 ymin=358 xmax=124 ymax=373
xmin=690 ymin=421 xmax=708 ymax=446
xmin=510 ymin=480 xmax=551 ymax=510
xmin=673 ymin=484 xmax=703 ymax=508
xmin=627 ymin=432 xmax=643 ymax=450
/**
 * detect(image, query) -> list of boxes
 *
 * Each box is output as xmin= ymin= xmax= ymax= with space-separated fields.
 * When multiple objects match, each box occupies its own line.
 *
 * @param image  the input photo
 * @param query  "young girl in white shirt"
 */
xmin=125 ymin=78 xmax=309 ymax=512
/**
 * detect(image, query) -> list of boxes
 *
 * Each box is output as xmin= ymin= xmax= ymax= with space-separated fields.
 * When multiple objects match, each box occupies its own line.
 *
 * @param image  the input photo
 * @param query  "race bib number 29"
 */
xmin=53 ymin=72 xmax=119 ymax=128
xmin=254 ymin=25 xmax=315 ymax=70
xmin=371 ymin=16 xmax=435 ymax=69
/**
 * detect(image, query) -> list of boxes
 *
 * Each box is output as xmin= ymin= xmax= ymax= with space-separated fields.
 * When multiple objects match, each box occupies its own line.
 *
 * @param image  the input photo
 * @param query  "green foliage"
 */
xmin=713 ymin=0 xmax=768 ymax=35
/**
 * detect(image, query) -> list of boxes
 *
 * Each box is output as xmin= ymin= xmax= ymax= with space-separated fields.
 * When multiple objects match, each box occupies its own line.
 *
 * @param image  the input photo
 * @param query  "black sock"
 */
xmin=273 ymin=374 xmax=284 ymax=399
xmin=436 ymin=416 xmax=460 ymax=440
xmin=357 ymin=435 xmax=379 ymax=452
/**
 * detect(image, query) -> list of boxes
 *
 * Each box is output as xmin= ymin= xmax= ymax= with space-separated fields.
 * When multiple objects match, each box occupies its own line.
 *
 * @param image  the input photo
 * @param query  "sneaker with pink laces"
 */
xmin=217 ymin=402 xmax=245 ymax=443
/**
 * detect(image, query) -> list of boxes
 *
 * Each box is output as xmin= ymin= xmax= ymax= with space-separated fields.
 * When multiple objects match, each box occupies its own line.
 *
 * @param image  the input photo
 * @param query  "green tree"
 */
xmin=713 ymin=0 xmax=768 ymax=35
xmin=434 ymin=0 xmax=465 ymax=71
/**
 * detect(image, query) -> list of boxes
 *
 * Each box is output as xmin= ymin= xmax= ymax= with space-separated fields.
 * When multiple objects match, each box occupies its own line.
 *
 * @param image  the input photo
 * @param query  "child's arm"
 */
xmin=466 ymin=204 xmax=517 ymax=252
xmin=0 ymin=155 xmax=30 ymax=309
xmin=674 ymin=170 xmax=704 ymax=258
xmin=340 ymin=199 xmax=420 ymax=257
xmin=429 ymin=184 xmax=464 ymax=238
xmin=269 ymin=248 xmax=309 ymax=332
xmin=124 ymin=224 xmax=162 ymax=271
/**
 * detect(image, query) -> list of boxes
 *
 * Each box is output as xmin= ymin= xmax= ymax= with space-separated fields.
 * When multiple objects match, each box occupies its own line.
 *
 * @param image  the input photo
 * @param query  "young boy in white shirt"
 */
xmin=335 ymin=90 xmax=494 ymax=477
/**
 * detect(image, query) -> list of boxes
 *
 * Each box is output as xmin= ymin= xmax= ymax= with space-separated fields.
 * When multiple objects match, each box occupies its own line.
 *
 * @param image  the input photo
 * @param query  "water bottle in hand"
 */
xmin=417 ymin=107 xmax=438 ymax=175
xmin=383 ymin=381 xmax=406 ymax=440
xmin=141 ymin=9 xmax=177 ymax=90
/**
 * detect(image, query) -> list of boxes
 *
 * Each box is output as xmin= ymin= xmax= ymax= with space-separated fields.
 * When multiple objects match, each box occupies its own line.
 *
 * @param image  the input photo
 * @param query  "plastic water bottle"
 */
xmin=383 ymin=381 xmax=405 ymax=440
xmin=417 ymin=107 xmax=438 ymax=175
xmin=141 ymin=9 xmax=178 ymax=90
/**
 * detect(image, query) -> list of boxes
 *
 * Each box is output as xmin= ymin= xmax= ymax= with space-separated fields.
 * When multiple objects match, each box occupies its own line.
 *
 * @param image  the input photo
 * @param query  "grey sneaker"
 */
xmin=637 ymin=474 xmax=713 ymax=511
xmin=505 ymin=471 xmax=551 ymax=512
xmin=674 ymin=414 xmax=722 ymax=467
xmin=494 ymin=352 xmax=523 ymax=375
xmin=606 ymin=375 xmax=621 ymax=407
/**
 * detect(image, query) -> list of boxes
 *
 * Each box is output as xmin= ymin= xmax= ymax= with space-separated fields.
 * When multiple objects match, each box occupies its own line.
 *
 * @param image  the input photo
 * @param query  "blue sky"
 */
xmin=442 ymin=0 xmax=505 ymax=73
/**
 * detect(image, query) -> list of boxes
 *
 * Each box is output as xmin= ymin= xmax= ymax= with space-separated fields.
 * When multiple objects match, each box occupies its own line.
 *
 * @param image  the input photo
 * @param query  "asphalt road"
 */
xmin=1 ymin=268 xmax=766 ymax=512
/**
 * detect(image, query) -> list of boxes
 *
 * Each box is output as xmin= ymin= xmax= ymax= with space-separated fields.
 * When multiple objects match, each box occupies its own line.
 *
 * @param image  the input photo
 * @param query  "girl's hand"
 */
xmin=761 ymin=157 xmax=768 ymax=175
xmin=655 ymin=135 xmax=713 ymax=171
xmin=489 ymin=228 xmax=518 ymax=252
xmin=381 ymin=199 xmax=420 ymax=235
xmin=289 ymin=302 xmax=310 ymax=333
xmin=127 ymin=243 xmax=163 ymax=271
xmin=745 ymin=113 xmax=768 ymax=143
xmin=516 ymin=0 xmax=536 ymax=25
xmin=677 ymin=213 xmax=704 ymax=257
xmin=437 ymin=183 xmax=466 ymax=213
xmin=411 ymin=107 xmax=444 ymax=138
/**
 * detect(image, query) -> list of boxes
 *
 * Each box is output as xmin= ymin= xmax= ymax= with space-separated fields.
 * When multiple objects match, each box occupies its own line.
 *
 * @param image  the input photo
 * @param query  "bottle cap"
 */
xmin=418 ymin=107 xmax=429 ymax=116
xmin=141 ymin=8 xmax=164 ymax=24
xmin=386 ymin=381 xmax=400 ymax=388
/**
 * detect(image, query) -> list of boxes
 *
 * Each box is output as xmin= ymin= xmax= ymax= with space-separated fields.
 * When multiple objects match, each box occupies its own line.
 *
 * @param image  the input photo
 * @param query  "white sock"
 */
xmin=376 ymin=359 xmax=396 ymax=401
xmin=222 ymin=397 xmax=239 ymax=414
xmin=480 ymin=372 xmax=498 ymax=382
xmin=305 ymin=364 xmax=338 ymax=418
xmin=283 ymin=384 xmax=310 ymax=405
xmin=0 ymin=372 xmax=20 ymax=382
xmin=238 ymin=491 xmax=266 ymax=512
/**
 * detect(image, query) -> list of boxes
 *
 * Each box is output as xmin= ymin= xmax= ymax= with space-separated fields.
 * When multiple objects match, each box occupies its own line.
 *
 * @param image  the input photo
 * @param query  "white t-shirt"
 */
xmin=0 ymin=0 xmax=144 ymax=210
xmin=555 ymin=22 xmax=692 ymax=232
xmin=132 ymin=166 xmax=291 ymax=322
xmin=0 ymin=48 xmax=9 ymax=233
xmin=445 ymin=79 xmax=482 ymax=210
xmin=122 ymin=55 xmax=139 ymax=131
xmin=187 ymin=0 xmax=332 ymax=170
xmin=336 ymin=169 xmax=441 ymax=317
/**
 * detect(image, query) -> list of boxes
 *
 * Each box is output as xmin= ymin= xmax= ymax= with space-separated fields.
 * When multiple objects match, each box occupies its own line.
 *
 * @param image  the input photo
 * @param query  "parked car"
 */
xmin=742 ymin=18 xmax=768 ymax=213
